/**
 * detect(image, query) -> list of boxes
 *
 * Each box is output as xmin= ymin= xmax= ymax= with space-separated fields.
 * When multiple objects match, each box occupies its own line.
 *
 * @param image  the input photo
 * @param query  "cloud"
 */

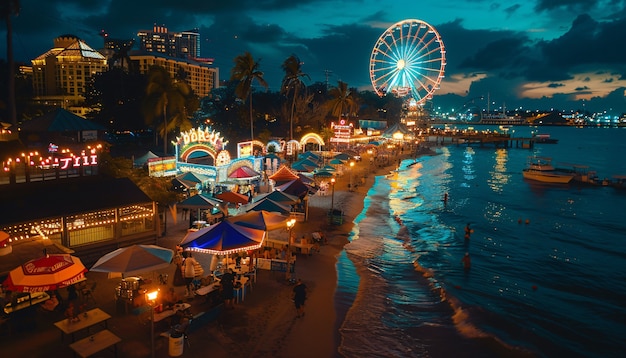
xmin=1 ymin=0 xmax=625 ymax=114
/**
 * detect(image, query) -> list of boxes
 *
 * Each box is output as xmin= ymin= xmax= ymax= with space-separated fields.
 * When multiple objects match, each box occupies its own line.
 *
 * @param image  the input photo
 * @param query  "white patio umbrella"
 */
xmin=90 ymin=244 xmax=174 ymax=278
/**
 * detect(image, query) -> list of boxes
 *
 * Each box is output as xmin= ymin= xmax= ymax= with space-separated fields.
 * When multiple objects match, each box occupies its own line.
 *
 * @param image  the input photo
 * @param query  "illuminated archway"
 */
xmin=300 ymin=133 xmax=325 ymax=150
xmin=179 ymin=144 xmax=217 ymax=163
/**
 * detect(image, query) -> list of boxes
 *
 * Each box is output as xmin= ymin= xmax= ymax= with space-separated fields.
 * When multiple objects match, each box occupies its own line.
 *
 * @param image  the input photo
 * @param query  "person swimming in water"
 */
xmin=464 ymin=223 xmax=473 ymax=240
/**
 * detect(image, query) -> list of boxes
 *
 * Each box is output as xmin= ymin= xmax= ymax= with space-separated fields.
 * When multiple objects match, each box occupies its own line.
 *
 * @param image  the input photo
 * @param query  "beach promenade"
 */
xmin=1 ymin=150 xmax=408 ymax=357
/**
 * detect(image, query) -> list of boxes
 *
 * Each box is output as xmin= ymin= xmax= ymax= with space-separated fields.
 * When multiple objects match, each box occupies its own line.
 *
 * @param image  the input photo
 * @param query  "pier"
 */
xmin=423 ymin=131 xmax=535 ymax=149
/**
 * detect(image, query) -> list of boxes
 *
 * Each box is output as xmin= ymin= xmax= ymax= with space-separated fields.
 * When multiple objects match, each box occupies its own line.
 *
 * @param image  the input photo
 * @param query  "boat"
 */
xmin=610 ymin=175 xmax=626 ymax=189
xmin=522 ymin=157 xmax=575 ymax=184
xmin=532 ymin=133 xmax=559 ymax=144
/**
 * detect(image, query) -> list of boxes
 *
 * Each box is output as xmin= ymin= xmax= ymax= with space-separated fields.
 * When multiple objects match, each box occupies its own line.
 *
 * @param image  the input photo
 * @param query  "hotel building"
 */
xmin=31 ymin=35 xmax=108 ymax=109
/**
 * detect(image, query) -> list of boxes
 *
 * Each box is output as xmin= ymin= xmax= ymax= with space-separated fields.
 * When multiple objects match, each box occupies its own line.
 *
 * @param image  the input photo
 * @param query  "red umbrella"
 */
xmin=0 ymin=230 xmax=9 ymax=247
xmin=0 ymin=230 xmax=11 ymax=256
xmin=2 ymin=254 xmax=88 ymax=293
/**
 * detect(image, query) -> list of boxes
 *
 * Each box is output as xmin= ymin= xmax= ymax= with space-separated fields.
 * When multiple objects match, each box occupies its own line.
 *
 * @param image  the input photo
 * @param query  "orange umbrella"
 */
xmin=2 ymin=254 xmax=88 ymax=293
xmin=215 ymin=191 xmax=250 ymax=205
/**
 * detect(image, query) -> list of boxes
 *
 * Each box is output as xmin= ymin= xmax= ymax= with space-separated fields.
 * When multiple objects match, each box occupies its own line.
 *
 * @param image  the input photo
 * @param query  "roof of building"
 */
xmin=33 ymin=38 xmax=105 ymax=61
xmin=57 ymin=40 xmax=106 ymax=59
xmin=0 ymin=176 xmax=153 ymax=226
xmin=19 ymin=108 xmax=107 ymax=132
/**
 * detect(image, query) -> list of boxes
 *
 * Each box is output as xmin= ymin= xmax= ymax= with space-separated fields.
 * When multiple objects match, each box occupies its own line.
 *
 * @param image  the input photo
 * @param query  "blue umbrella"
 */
xmin=180 ymin=220 xmax=266 ymax=256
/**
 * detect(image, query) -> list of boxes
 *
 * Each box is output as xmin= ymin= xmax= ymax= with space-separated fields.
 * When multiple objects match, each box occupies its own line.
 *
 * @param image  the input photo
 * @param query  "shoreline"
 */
xmin=277 ymin=149 xmax=412 ymax=357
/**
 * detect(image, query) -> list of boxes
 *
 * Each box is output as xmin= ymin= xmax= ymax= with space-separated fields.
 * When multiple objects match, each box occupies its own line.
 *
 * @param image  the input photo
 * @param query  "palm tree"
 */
xmin=281 ymin=55 xmax=310 ymax=140
xmin=230 ymin=52 xmax=268 ymax=141
xmin=142 ymin=66 xmax=195 ymax=155
xmin=326 ymin=80 xmax=357 ymax=122
xmin=1 ymin=0 xmax=20 ymax=126
xmin=108 ymin=38 xmax=135 ymax=73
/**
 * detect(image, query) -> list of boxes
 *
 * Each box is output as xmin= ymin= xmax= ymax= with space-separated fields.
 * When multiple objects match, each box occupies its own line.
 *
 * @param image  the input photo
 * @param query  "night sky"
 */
xmin=1 ymin=0 xmax=626 ymax=114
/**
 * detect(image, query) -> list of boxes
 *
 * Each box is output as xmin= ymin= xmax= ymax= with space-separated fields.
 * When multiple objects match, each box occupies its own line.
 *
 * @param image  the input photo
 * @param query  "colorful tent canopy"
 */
xmin=313 ymin=170 xmax=335 ymax=178
xmin=275 ymin=179 xmax=310 ymax=199
xmin=177 ymin=193 xmax=223 ymax=210
xmin=215 ymin=191 xmax=249 ymax=205
xmin=227 ymin=210 xmax=290 ymax=231
xmin=245 ymin=198 xmax=291 ymax=215
xmin=228 ymin=166 xmax=261 ymax=179
xmin=269 ymin=165 xmax=299 ymax=184
xmin=298 ymin=151 xmax=321 ymax=162
xmin=253 ymin=190 xmax=300 ymax=205
xmin=176 ymin=172 xmax=211 ymax=184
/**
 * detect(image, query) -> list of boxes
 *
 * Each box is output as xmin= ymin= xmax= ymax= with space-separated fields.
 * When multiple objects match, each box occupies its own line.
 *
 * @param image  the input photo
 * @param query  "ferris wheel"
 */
xmin=369 ymin=19 xmax=446 ymax=105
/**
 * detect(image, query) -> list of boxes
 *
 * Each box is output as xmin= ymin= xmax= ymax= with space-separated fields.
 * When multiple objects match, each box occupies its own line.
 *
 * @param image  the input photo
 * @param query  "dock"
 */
xmin=423 ymin=131 xmax=535 ymax=149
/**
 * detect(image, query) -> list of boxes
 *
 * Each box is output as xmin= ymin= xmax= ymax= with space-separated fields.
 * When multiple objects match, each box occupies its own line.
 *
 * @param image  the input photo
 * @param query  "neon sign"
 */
xmin=58 ymin=155 xmax=98 ymax=170
xmin=176 ymin=127 xmax=227 ymax=150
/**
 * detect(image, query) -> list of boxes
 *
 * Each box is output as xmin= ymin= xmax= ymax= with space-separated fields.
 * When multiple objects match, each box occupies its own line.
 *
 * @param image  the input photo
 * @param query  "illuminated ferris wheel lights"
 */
xmin=369 ymin=19 xmax=446 ymax=103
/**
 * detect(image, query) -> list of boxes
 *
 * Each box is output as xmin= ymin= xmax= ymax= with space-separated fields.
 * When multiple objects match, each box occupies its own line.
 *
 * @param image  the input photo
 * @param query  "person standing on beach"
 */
xmin=292 ymin=279 xmax=307 ymax=318
xmin=221 ymin=268 xmax=235 ymax=309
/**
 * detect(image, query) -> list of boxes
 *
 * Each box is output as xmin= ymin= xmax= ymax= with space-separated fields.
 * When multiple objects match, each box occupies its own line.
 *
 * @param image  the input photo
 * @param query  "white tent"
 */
xmin=133 ymin=151 xmax=159 ymax=167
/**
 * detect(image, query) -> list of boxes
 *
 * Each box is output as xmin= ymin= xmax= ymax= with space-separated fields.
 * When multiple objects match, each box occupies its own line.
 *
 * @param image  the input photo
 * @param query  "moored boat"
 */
xmin=522 ymin=157 xmax=575 ymax=184
xmin=532 ymin=133 xmax=559 ymax=144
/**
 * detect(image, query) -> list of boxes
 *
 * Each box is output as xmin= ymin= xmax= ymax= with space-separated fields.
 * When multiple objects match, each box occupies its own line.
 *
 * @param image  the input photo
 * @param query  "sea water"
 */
xmin=335 ymin=126 xmax=626 ymax=358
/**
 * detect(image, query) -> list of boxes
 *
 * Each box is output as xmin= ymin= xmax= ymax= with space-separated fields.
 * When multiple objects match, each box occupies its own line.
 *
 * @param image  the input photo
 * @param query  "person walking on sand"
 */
xmin=220 ymin=268 xmax=235 ymax=309
xmin=292 ymin=279 xmax=307 ymax=318
xmin=182 ymin=252 xmax=198 ymax=297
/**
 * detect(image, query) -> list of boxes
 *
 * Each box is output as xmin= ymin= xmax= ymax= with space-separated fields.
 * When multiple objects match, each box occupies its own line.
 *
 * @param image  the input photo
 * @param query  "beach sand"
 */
xmin=0 ymin=150 xmax=409 ymax=357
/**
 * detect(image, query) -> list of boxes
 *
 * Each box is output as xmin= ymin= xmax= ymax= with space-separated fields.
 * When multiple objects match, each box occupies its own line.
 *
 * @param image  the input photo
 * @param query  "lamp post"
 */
xmin=330 ymin=177 xmax=336 ymax=213
xmin=286 ymin=218 xmax=296 ymax=247
xmin=146 ymin=289 xmax=159 ymax=358
xmin=349 ymin=161 xmax=355 ymax=191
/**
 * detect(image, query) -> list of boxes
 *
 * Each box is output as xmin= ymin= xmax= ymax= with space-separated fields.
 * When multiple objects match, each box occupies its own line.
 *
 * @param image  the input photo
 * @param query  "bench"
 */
xmin=69 ymin=329 xmax=121 ymax=357
xmin=159 ymin=309 xmax=223 ymax=348
xmin=291 ymin=241 xmax=316 ymax=255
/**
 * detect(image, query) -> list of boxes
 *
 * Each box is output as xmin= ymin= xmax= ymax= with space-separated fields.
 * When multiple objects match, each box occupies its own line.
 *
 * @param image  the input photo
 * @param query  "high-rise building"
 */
xmin=137 ymin=24 xmax=200 ymax=59
xmin=31 ymin=35 xmax=108 ymax=109
xmin=129 ymin=52 xmax=219 ymax=98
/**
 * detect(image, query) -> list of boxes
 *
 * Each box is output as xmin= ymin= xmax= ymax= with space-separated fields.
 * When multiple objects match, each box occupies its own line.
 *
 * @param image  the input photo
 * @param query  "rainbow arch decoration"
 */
xmin=175 ymin=126 xmax=228 ymax=163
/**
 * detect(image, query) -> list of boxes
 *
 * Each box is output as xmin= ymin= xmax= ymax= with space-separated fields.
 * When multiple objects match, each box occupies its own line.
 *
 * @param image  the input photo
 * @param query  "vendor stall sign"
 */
xmin=147 ymin=156 xmax=177 ymax=177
